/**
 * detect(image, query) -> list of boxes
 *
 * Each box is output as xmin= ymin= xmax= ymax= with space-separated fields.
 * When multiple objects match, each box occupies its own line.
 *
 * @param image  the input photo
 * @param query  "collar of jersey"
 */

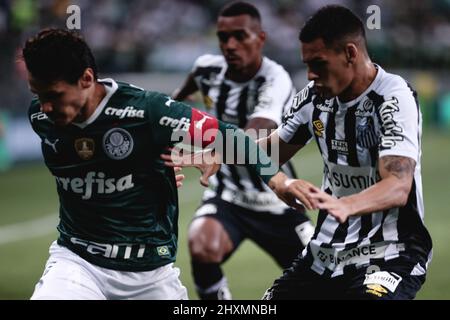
xmin=336 ymin=64 xmax=384 ymax=108
xmin=72 ymin=78 xmax=118 ymax=129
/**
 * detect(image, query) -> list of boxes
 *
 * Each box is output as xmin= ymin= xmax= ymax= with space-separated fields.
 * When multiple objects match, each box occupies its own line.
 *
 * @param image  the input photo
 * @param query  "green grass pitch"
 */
xmin=0 ymin=128 xmax=448 ymax=299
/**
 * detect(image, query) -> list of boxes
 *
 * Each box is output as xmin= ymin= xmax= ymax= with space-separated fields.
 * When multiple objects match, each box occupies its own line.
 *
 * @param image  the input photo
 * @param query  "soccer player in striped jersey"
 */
xmin=173 ymin=2 xmax=314 ymax=300
xmin=21 ymin=28 xmax=303 ymax=300
xmin=174 ymin=5 xmax=433 ymax=300
xmin=261 ymin=5 xmax=432 ymax=299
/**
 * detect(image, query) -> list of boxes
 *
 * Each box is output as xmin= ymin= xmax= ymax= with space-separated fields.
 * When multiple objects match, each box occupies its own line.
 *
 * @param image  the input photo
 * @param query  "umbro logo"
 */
xmin=313 ymin=120 xmax=325 ymax=137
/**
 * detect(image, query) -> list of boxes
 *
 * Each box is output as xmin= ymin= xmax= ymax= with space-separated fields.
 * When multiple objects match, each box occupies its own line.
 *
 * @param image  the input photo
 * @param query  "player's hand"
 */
xmin=174 ymin=167 xmax=185 ymax=188
xmin=268 ymin=172 xmax=319 ymax=211
xmin=309 ymin=190 xmax=354 ymax=223
xmin=161 ymin=148 xmax=221 ymax=187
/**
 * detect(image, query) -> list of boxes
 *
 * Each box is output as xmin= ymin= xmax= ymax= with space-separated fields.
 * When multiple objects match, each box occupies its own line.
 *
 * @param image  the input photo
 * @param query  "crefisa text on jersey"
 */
xmin=55 ymin=171 xmax=134 ymax=200
xmin=105 ymin=106 xmax=145 ymax=119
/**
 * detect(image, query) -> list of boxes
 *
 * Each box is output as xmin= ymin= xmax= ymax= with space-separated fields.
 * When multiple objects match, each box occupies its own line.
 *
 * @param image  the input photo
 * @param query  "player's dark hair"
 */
xmin=22 ymin=28 xmax=98 ymax=84
xmin=299 ymin=5 xmax=366 ymax=51
xmin=219 ymin=1 xmax=261 ymax=22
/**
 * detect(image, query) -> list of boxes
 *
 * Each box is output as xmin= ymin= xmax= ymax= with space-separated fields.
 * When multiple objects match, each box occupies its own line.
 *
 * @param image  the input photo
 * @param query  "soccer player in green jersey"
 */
xmin=22 ymin=29 xmax=304 ymax=299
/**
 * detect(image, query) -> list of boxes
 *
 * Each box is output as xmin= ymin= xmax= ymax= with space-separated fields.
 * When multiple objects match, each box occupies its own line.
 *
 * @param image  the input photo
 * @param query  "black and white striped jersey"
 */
xmin=278 ymin=65 xmax=432 ymax=277
xmin=191 ymin=54 xmax=296 ymax=213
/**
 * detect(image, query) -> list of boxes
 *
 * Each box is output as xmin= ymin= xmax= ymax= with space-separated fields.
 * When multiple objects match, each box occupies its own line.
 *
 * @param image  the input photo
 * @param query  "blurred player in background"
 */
xmin=174 ymin=2 xmax=314 ymax=300
xmin=22 ymin=28 xmax=297 ymax=299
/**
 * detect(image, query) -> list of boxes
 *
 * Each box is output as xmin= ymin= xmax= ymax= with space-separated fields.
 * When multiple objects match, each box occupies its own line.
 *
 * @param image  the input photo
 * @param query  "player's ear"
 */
xmin=344 ymin=43 xmax=358 ymax=65
xmin=258 ymin=30 xmax=266 ymax=44
xmin=79 ymin=68 xmax=95 ymax=89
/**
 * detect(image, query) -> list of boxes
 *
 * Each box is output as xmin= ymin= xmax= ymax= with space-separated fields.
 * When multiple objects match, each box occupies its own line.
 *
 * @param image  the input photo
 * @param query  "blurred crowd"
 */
xmin=0 ymin=0 xmax=449 ymax=119
xmin=2 ymin=0 xmax=450 ymax=71
xmin=0 ymin=0 xmax=449 ymax=169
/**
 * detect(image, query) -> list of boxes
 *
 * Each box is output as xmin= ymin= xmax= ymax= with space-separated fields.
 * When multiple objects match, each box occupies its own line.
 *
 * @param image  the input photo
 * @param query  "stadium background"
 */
xmin=0 ymin=0 xmax=449 ymax=299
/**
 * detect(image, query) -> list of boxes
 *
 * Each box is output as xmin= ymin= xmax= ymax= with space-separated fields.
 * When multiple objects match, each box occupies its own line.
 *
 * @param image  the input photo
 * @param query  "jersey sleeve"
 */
xmin=191 ymin=55 xmax=224 ymax=100
xmin=377 ymin=83 xmax=421 ymax=162
xmin=191 ymin=55 xmax=206 ymax=97
xmin=147 ymin=92 xmax=192 ymax=144
xmin=192 ymin=54 xmax=208 ymax=73
xmin=248 ymin=69 xmax=295 ymax=126
xmin=27 ymin=98 xmax=48 ymax=139
xmin=277 ymin=83 xmax=315 ymax=146
xmin=146 ymin=92 xmax=278 ymax=184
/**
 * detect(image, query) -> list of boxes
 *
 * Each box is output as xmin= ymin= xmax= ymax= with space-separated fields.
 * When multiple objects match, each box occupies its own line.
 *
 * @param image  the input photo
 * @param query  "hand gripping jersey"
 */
xmin=28 ymin=79 xmax=274 ymax=271
xmin=191 ymin=54 xmax=296 ymax=213
xmin=278 ymin=65 xmax=432 ymax=277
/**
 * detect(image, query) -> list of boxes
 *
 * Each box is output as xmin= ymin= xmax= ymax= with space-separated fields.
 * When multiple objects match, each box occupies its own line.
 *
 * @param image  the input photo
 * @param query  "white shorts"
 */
xmin=31 ymin=241 xmax=188 ymax=300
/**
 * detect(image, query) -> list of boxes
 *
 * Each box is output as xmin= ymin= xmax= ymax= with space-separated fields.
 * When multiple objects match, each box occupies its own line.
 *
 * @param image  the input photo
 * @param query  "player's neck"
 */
xmin=77 ymin=82 xmax=106 ymax=122
xmin=226 ymin=56 xmax=263 ymax=82
xmin=338 ymin=60 xmax=377 ymax=102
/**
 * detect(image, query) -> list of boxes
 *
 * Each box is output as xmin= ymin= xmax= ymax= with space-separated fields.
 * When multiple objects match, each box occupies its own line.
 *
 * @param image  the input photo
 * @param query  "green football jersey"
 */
xmin=28 ymin=78 xmax=276 ymax=271
xmin=28 ymin=79 xmax=200 ymax=271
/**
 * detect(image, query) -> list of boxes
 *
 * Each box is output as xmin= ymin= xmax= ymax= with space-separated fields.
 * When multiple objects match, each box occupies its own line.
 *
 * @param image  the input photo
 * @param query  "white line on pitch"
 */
xmin=0 ymin=214 xmax=58 ymax=245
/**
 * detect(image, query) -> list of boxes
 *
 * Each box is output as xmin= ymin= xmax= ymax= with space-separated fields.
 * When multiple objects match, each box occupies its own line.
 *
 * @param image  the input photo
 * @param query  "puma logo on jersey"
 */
xmin=188 ymin=109 xmax=218 ymax=148
xmin=165 ymin=97 xmax=175 ymax=107
xmin=44 ymin=138 xmax=59 ymax=153
xmin=195 ymin=114 xmax=213 ymax=129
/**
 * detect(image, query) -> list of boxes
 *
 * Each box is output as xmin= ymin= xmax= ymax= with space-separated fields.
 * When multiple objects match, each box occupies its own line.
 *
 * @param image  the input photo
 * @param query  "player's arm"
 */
xmin=310 ymin=156 xmax=415 ymax=223
xmin=256 ymin=129 xmax=318 ymax=209
xmin=172 ymin=73 xmax=198 ymax=101
xmin=164 ymin=115 xmax=315 ymax=210
xmin=241 ymin=117 xmax=316 ymax=209
xmin=151 ymin=93 xmax=276 ymax=181
xmin=244 ymin=117 xmax=277 ymax=132
xmin=170 ymin=117 xmax=315 ymax=209
xmin=357 ymin=155 xmax=415 ymax=210
xmin=153 ymin=94 xmax=309 ymax=210
xmin=170 ymin=72 xmax=199 ymax=185
xmin=256 ymin=129 xmax=303 ymax=166
xmin=251 ymin=80 xmax=318 ymax=209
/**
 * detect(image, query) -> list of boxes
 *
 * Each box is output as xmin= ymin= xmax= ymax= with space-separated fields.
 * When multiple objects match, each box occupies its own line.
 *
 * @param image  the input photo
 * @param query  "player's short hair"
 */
xmin=299 ymin=5 xmax=366 ymax=51
xmin=219 ymin=1 xmax=261 ymax=22
xmin=22 ymin=28 xmax=98 ymax=84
